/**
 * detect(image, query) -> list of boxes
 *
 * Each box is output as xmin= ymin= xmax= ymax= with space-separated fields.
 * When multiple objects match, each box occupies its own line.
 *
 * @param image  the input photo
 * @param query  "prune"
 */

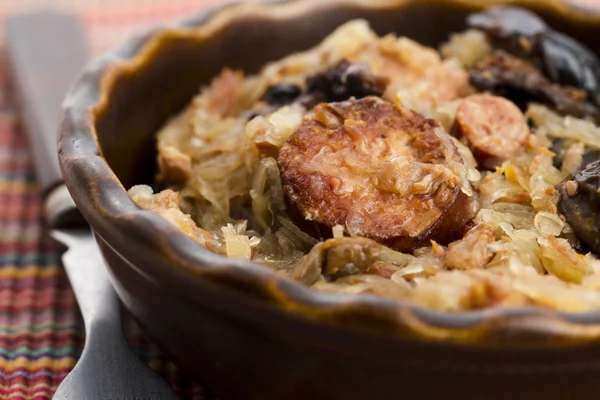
xmin=541 ymin=31 xmax=600 ymax=106
xmin=260 ymin=61 xmax=388 ymax=111
xmin=303 ymin=59 xmax=389 ymax=107
xmin=468 ymin=6 xmax=600 ymax=106
xmin=261 ymin=83 xmax=302 ymax=106
xmin=558 ymin=160 xmax=600 ymax=254
xmin=470 ymin=50 xmax=600 ymax=121
xmin=467 ymin=6 xmax=547 ymax=59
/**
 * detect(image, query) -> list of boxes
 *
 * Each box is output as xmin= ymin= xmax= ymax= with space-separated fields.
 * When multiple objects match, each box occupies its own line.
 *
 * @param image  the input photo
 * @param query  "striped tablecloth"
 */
xmin=1 ymin=0 xmax=600 ymax=399
xmin=0 ymin=2 xmax=226 ymax=399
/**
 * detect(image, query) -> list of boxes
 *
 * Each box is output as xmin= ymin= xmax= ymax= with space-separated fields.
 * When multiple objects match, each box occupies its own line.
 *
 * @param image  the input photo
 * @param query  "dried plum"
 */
xmin=261 ymin=83 xmax=302 ymax=107
xmin=467 ymin=6 xmax=547 ymax=59
xmin=468 ymin=6 xmax=600 ymax=106
xmin=303 ymin=59 xmax=389 ymax=107
xmin=470 ymin=50 xmax=600 ymax=121
xmin=541 ymin=31 xmax=600 ymax=106
xmin=558 ymin=160 xmax=600 ymax=254
xmin=259 ymin=60 xmax=388 ymax=111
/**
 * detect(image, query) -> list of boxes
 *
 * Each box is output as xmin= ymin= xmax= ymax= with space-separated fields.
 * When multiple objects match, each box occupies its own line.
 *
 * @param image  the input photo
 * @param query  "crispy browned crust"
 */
xmin=278 ymin=96 xmax=475 ymax=252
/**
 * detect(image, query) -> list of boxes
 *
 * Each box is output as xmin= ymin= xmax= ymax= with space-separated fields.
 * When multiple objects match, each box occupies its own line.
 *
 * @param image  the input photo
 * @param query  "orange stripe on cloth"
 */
xmin=0 ymin=1 xmax=218 ymax=398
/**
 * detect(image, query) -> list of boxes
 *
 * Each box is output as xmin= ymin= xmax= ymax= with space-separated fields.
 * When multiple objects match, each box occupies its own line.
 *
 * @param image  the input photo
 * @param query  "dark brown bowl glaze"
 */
xmin=59 ymin=0 xmax=600 ymax=398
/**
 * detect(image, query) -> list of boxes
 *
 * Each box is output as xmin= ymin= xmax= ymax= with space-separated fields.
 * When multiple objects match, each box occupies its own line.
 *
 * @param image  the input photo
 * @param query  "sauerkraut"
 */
xmin=128 ymin=18 xmax=600 ymax=313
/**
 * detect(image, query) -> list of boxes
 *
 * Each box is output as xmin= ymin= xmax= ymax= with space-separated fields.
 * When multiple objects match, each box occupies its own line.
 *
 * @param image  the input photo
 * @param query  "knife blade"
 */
xmin=5 ymin=9 xmax=179 ymax=400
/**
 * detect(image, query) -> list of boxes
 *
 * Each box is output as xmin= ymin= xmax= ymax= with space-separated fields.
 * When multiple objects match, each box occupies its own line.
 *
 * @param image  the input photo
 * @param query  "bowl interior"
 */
xmin=94 ymin=0 xmax=600 ymax=189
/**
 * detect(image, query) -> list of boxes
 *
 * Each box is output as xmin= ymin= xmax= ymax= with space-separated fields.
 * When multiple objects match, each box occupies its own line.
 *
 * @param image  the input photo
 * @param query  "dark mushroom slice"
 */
xmin=290 ymin=237 xmax=413 ymax=284
xmin=470 ymin=50 xmax=600 ymax=121
xmin=558 ymin=160 xmax=600 ymax=254
xmin=289 ymin=241 xmax=324 ymax=285
xmin=278 ymin=96 xmax=477 ymax=253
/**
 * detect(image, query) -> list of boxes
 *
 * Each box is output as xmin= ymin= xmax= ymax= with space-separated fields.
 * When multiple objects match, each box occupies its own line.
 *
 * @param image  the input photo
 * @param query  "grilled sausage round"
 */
xmin=278 ymin=96 xmax=478 ymax=253
xmin=453 ymin=94 xmax=529 ymax=167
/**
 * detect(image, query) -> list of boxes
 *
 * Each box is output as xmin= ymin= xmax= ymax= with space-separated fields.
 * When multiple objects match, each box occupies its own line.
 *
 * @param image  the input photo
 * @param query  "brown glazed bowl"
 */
xmin=58 ymin=0 xmax=600 ymax=398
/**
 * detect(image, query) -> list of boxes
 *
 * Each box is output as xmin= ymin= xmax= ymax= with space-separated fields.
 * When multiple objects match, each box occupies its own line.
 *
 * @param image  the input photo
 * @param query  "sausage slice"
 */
xmin=453 ymin=94 xmax=529 ymax=167
xmin=278 ymin=96 xmax=477 ymax=253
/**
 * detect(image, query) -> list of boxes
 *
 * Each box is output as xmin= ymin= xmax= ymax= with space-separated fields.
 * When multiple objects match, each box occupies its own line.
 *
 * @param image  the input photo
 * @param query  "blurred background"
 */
xmin=0 ymin=0 xmax=598 ymax=47
xmin=0 ymin=0 xmax=225 ymax=55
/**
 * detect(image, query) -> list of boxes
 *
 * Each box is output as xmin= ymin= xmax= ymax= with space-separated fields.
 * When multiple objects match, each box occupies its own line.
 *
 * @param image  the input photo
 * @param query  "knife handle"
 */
xmin=5 ymin=10 xmax=89 ymax=196
xmin=5 ymin=10 xmax=90 ymax=228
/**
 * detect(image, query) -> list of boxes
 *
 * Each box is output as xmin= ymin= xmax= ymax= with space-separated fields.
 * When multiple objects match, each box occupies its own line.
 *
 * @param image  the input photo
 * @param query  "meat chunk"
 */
xmin=361 ymin=36 xmax=472 ymax=116
xmin=468 ymin=6 xmax=600 ymax=106
xmin=445 ymin=225 xmax=495 ymax=270
xmin=452 ymin=94 xmax=529 ymax=167
xmin=197 ymin=68 xmax=245 ymax=118
xmin=470 ymin=50 xmax=600 ymax=121
xmin=278 ymin=96 xmax=477 ymax=253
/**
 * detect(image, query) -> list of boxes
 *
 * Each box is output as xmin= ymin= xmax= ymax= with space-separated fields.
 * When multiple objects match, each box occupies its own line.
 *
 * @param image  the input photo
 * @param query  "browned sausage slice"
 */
xmin=278 ymin=96 xmax=477 ymax=253
xmin=453 ymin=94 xmax=529 ymax=166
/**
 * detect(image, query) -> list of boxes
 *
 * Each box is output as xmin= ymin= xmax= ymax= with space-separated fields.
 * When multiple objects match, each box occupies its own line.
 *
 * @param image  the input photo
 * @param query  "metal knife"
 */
xmin=5 ymin=10 xmax=180 ymax=400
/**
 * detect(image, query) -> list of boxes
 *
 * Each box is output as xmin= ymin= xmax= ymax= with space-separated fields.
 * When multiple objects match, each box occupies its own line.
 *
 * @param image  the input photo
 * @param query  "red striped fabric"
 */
xmin=0 ymin=1 xmax=223 ymax=398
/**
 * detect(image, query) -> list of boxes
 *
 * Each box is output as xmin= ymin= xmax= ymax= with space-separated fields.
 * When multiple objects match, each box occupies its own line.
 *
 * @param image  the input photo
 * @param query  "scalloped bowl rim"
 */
xmin=58 ymin=0 xmax=600 ymax=345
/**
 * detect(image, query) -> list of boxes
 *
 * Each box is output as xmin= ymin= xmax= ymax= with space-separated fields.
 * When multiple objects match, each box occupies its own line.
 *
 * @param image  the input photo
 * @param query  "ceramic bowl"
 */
xmin=59 ymin=0 xmax=600 ymax=398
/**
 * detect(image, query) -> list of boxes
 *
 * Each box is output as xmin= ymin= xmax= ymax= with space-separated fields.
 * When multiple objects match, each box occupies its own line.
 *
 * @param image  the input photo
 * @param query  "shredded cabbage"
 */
xmin=127 ymin=19 xmax=600 ymax=313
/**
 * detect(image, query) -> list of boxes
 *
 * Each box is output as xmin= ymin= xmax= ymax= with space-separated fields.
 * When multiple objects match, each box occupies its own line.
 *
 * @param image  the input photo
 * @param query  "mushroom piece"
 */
xmin=558 ymin=160 xmax=600 ymax=254
xmin=290 ymin=237 xmax=414 ymax=285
